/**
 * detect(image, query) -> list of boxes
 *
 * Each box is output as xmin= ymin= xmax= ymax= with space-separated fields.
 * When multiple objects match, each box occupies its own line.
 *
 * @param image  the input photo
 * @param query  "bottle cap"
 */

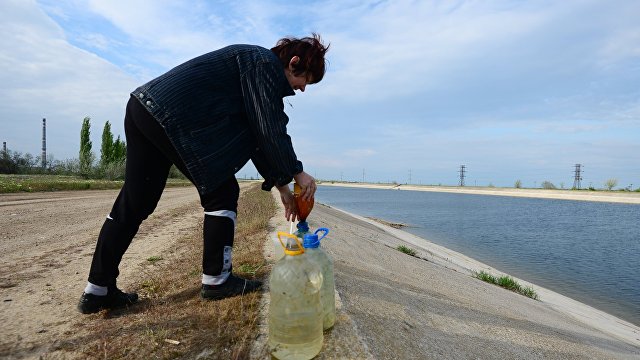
xmin=296 ymin=221 xmax=310 ymax=233
xmin=303 ymin=233 xmax=320 ymax=248
xmin=303 ymin=227 xmax=329 ymax=249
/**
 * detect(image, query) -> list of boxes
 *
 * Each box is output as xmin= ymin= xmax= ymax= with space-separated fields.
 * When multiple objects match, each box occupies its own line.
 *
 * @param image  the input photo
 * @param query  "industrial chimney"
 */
xmin=42 ymin=118 xmax=47 ymax=168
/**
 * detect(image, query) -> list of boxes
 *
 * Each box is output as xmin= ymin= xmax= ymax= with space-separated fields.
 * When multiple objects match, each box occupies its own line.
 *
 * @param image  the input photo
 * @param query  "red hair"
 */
xmin=271 ymin=33 xmax=329 ymax=84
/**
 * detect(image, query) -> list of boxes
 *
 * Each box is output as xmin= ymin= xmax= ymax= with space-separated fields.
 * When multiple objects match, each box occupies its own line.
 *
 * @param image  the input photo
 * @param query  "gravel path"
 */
xmin=0 ymin=187 xmax=203 ymax=358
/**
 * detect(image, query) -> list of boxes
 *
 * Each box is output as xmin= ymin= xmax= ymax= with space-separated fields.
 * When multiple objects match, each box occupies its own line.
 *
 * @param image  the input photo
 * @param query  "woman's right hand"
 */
xmin=293 ymin=171 xmax=316 ymax=202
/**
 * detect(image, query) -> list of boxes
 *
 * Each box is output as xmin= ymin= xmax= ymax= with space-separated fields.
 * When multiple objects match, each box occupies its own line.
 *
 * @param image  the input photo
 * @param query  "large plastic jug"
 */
xmin=303 ymin=228 xmax=336 ymax=330
xmin=269 ymin=232 xmax=324 ymax=359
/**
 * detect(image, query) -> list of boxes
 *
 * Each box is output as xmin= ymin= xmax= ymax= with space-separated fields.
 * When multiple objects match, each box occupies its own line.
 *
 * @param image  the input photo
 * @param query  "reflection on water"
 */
xmin=316 ymin=186 xmax=640 ymax=326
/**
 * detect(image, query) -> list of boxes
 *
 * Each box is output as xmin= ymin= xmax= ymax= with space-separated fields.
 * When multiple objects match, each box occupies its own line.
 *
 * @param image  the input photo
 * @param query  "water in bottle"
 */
xmin=303 ymin=228 xmax=336 ymax=330
xmin=269 ymin=232 xmax=324 ymax=359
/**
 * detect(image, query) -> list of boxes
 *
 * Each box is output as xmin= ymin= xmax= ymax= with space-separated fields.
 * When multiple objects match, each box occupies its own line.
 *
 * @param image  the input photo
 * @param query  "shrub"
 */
xmin=397 ymin=245 xmax=417 ymax=257
xmin=541 ymin=181 xmax=556 ymax=189
xmin=474 ymin=271 xmax=538 ymax=300
xmin=168 ymin=164 xmax=188 ymax=179
xmin=604 ymin=178 xmax=618 ymax=190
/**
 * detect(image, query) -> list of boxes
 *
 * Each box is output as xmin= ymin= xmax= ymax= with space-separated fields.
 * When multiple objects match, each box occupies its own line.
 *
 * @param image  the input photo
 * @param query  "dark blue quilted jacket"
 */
xmin=131 ymin=44 xmax=302 ymax=195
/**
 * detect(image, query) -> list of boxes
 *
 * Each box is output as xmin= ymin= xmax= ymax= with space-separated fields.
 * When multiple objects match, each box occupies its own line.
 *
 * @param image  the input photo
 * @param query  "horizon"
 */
xmin=1 ymin=1 xmax=638 ymax=189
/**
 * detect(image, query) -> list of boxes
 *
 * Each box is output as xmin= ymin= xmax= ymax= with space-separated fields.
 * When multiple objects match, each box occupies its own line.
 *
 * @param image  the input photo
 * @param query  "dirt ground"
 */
xmin=0 ymin=186 xmax=209 ymax=358
xmin=3 ymin=184 xmax=638 ymax=359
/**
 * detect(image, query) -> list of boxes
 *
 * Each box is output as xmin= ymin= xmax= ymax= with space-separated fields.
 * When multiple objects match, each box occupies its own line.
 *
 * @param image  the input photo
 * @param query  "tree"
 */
xmin=541 ymin=180 xmax=556 ymax=189
xmin=112 ymin=135 xmax=126 ymax=163
xmin=604 ymin=178 xmax=618 ymax=191
xmin=514 ymin=180 xmax=522 ymax=188
xmin=79 ymin=117 xmax=94 ymax=176
xmin=100 ymin=120 xmax=114 ymax=166
xmin=0 ymin=150 xmax=40 ymax=174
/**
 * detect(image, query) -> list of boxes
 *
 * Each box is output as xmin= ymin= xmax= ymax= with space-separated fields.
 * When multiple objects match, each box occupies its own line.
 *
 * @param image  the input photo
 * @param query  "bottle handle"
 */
xmin=314 ymin=227 xmax=329 ymax=242
xmin=277 ymin=231 xmax=305 ymax=255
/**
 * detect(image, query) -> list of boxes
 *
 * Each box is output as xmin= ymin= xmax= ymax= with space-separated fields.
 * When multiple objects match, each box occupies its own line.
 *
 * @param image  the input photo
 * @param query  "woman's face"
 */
xmin=286 ymin=56 xmax=311 ymax=92
xmin=286 ymin=72 xmax=309 ymax=92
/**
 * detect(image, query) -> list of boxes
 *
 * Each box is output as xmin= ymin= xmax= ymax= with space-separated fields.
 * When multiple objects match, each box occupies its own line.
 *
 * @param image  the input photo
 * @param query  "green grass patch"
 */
xmin=236 ymin=263 xmax=264 ymax=276
xmin=396 ymin=245 xmax=417 ymax=257
xmin=140 ymin=279 xmax=160 ymax=295
xmin=0 ymin=174 xmax=192 ymax=193
xmin=146 ymin=256 xmax=163 ymax=264
xmin=474 ymin=270 xmax=539 ymax=300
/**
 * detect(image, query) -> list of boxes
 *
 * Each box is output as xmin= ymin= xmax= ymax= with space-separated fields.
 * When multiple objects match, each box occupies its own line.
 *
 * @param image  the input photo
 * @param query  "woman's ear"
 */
xmin=288 ymin=56 xmax=301 ymax=70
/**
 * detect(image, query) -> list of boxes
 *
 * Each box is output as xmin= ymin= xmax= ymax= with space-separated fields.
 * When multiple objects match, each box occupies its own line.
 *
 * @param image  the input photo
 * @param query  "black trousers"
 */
xmin=88 ymin=96 xmax=239 ymax=287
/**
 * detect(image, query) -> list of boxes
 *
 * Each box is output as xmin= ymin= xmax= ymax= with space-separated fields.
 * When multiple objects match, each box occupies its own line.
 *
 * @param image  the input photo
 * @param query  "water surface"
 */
xmin=316 ymin=186 xmax=640 ymax=326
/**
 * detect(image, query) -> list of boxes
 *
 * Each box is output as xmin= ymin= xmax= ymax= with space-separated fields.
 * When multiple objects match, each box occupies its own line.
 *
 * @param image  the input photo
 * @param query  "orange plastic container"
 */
xmin=294 ymin=183 xmax=314 ymax=221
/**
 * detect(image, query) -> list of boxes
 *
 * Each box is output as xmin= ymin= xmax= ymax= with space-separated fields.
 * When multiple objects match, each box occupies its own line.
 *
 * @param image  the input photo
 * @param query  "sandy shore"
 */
xmin=320 ymin=182 xmax=640 ymax=204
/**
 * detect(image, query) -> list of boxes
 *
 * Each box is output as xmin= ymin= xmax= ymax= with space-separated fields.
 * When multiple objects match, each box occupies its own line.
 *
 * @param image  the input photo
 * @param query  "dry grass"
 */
xmin=51 ymin=183 xmax=275 ymax=359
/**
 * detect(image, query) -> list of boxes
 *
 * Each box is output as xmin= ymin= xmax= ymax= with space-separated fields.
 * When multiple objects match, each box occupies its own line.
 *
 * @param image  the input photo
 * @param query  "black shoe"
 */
xmin=77 ymin=287 xmax=139 ymax=314
xmin=201 ymin=274 xmax=263 ymax=300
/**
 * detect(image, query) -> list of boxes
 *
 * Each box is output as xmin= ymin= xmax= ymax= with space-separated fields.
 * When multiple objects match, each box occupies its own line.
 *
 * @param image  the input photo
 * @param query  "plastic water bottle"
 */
xmin=303 ymin=228 xmax=336 ymax=330
xmin=269 ymin=232 xmax=324 ymax=359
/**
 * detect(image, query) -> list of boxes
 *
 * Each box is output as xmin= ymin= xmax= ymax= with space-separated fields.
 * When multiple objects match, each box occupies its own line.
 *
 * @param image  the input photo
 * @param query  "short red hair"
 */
xmin=271 ymin=33 xmax=329 ymax=84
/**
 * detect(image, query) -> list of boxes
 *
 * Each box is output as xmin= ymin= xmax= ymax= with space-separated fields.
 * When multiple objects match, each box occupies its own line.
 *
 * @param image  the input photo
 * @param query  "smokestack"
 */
xmin=42 ymin=118 xmax=46 ymax=168
xmin=2 ymin=141 xmax=6 ymax=156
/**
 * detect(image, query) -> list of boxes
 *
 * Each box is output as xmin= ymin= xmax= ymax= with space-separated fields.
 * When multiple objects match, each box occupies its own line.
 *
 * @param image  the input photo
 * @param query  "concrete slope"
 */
xmin=253 ymin=191 xmax=639 ymax=359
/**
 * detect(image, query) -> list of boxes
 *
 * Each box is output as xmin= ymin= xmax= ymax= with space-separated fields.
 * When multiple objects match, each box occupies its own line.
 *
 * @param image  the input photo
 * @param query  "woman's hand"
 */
xmin=277 ymin=184 xmax=298 ymax=221
xmin=293 ymin=171 xmax=316 ymax=202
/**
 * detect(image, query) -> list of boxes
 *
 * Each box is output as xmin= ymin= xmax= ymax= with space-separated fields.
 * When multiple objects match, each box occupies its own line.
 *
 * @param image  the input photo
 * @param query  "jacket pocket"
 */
xmin=198 ymin=129 xmax=249 ymax=163
xmin=189 ymin=116 xmax=231 ymax=137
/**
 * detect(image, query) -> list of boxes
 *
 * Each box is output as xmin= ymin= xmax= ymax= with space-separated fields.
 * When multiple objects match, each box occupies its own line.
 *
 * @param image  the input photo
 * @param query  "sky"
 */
xmin=1 ymin=0 xmax=639 ymax=189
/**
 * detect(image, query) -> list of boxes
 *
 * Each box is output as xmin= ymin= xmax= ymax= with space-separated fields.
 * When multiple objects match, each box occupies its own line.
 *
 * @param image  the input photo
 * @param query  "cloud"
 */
xmin=1 ymin=0 xmax=638 ymax=187
xmin=309 ymin=1 xmax=551 ymax=101
xmin=0 ymin=0 xmax=137 ymax=159
xmin=344 ymin=148 xmax=376 ymax=158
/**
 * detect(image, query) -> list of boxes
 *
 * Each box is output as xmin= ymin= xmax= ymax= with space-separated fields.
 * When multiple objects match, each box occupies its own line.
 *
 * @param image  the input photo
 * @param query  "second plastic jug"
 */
xmin=303 ymin=228 xmax=336 ymax=330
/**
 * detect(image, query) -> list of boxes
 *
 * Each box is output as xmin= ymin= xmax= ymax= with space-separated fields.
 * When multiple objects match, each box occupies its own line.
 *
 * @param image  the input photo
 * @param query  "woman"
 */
xmin=78 ymin=34 xmax=329 ymax=314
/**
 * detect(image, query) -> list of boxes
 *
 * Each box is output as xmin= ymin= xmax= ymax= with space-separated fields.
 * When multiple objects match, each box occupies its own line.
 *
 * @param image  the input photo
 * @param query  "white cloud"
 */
xmin=0 ymin=0 xmax=137 ymax=159
xmin=1 ymin=0 xmax=638 ymax=187
xmin=345 ymin=148 xmax=376 ymax=158
xmin=76 ymin=32 xmax=117 ymax=51
xmin=310 ymin=1 xmax=552 ymax=101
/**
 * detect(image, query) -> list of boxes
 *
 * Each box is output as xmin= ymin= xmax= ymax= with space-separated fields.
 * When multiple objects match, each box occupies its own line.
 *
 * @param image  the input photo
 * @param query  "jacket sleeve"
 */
xmin=241 ymin=59 xmax=303 ymax=189
xmin=251 ymin=148 xmax=284 ymax=191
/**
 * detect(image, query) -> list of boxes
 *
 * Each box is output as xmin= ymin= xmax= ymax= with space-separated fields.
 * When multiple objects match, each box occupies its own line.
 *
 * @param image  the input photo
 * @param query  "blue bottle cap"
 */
xmin=303 ymin=227 xmax=330 ymax=248
xmin=296 ymin=221 xmax=309 ymax=233
xmin=303 ymin=233 xmax=320 ymax=248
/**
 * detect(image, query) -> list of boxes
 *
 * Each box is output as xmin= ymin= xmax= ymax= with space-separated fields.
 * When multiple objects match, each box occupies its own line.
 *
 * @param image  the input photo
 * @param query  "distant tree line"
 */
xmin=2 ymin=116 xmax=186 ymax=180
xmin=79 ymin=117 xmax=127 ymax=179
